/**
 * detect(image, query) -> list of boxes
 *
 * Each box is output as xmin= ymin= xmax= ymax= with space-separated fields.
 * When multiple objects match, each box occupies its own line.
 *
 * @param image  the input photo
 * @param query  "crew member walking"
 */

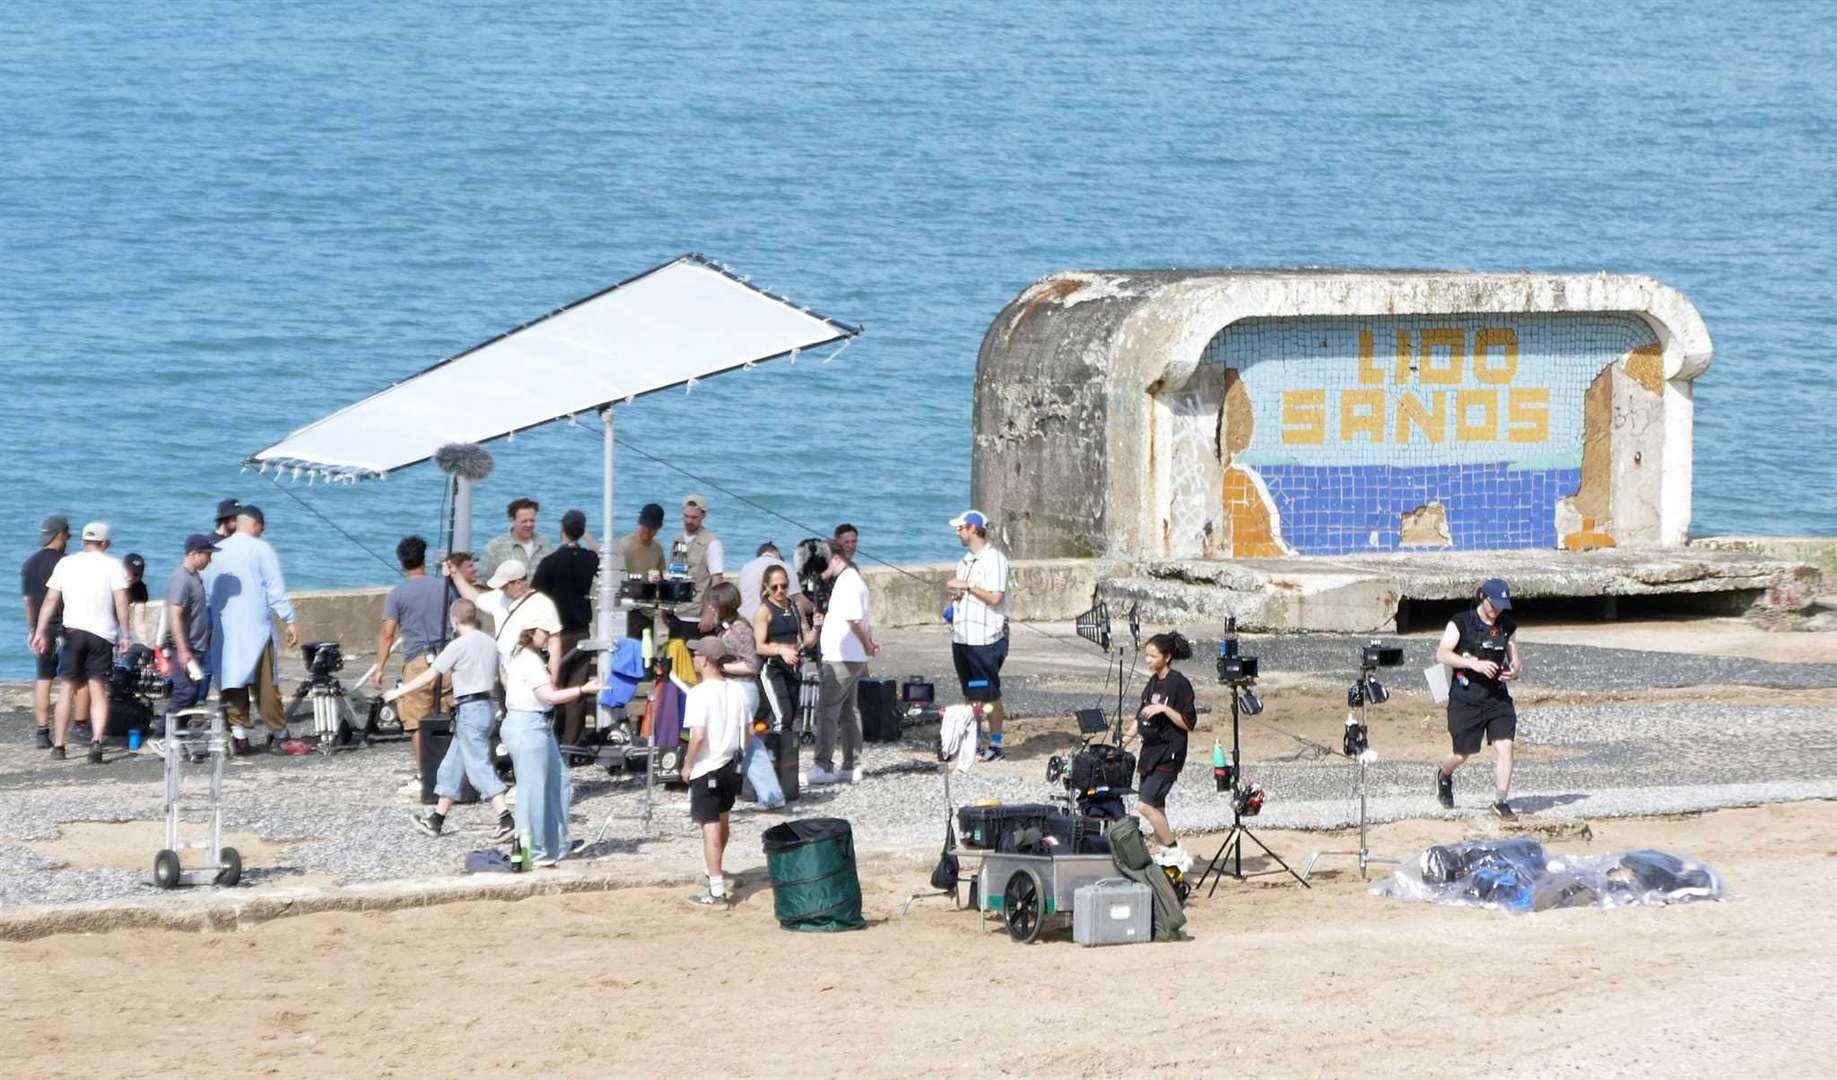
xmin=1124 ymin=632 xmax=1196 ymax=864
xmin=1434 ymin=578 xmax=1524 ymax=819
xmin=31 ymin=522 xmax=131 ymax=762
xmin=21 ymin=515 xmax=73 ymax=749
xmin=163 ymin=534 xmax=219 ymax=727
xmin=945 ymin=510 xmax=1010 ymax=760
xmin=207 ymin=506 xmax=300 ymax=755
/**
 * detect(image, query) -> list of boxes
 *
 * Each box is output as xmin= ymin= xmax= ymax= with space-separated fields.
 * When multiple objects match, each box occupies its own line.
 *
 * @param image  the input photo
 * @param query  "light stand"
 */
xmin=1195 ymin=672 xmax=1310 ymax=893
xmin=1304 ymin=647 xmax=1403 ymax=882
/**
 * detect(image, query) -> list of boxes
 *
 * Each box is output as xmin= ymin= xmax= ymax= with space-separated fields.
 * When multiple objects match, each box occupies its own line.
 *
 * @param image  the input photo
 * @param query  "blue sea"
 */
xmin=5 ymin=3 xmax=1835 ymax=677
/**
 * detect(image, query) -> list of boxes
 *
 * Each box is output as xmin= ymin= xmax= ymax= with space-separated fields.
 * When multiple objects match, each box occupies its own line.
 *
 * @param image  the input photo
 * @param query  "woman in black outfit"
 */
xmin=751 ymin=564 xmax=816 ymax=781
xmin=1125 ymin=631 xmax=1198 ymax=858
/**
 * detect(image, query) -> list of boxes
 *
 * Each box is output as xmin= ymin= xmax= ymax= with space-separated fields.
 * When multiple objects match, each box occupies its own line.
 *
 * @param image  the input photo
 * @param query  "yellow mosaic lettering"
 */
xmin=1455 ymin=388 xmax=1498 ymax=441
xmin=1395 ymin=390 xmax=1446 ymax=444
xmin=1418 ymin=328 xmax=1464 ymax=384
xmin=1393 ymin=329 xmax=1413 ymax=383
xmin=1281 ymin=389 xmax=1326 ymax=445
xmin=1474 ymin=327 xmax=1518 ymax=385
xmin=1357 ymin=330 xmax=1385 ymax=385
xmin=1507 ymin=386 xmax=1548 ymax=443
xmin=1340 ymin=388 xmax=1385 ymax=443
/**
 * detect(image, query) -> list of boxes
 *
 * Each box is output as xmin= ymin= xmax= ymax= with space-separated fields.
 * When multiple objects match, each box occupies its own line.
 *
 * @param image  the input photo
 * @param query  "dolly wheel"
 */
xmin=216 ymin=847 xmax=242 ymax=887
xmin=1002 ymin=868 xmax=1045 ymax=944
xmin=154 ymin=849 xmax=182 ymax=890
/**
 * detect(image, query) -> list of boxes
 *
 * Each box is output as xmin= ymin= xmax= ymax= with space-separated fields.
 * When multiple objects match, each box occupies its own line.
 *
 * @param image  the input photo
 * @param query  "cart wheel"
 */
xmin=154 ymin=849 xmax=182 ymax=890
xmin=658 ymin=747 xmax=681 ymax=773
xmin=1002 ymin=868 xmax=1045 ymax=944
xmin=216 ymin=847 xmax=242 ymax=887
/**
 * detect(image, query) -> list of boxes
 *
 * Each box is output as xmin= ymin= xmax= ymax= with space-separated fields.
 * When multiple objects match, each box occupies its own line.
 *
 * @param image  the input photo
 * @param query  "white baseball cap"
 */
xmin=81 ymin=521 xmax=111 ymax=542
xmin=486 ymin=559 xmax=528 ymax=589
xmin=949 ymin=510 xmax=987 ymax=530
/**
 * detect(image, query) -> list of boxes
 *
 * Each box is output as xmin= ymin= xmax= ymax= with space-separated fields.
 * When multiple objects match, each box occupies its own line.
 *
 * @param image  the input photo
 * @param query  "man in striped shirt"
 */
xmin=946 ymin=510 xmax=1010 ymax=761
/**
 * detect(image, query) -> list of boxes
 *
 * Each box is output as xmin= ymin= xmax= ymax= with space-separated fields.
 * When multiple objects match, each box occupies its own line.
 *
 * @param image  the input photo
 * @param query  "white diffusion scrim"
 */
xmin=248 ymin=255 xmax=859 ymax=478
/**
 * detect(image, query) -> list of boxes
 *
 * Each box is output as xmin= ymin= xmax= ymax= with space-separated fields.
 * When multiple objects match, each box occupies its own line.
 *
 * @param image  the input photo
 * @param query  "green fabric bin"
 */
xmin=762 ymin=817 xmax=866 ymax=932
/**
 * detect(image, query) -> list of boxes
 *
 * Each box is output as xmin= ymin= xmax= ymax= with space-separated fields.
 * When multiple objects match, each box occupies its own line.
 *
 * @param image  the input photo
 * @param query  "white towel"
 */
xmin=940 ymin=703 xmax=980 ymax=772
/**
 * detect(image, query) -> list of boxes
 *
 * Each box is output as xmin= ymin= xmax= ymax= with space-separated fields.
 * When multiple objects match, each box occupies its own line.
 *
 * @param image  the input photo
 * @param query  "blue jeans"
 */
xmin=742 ymin=734 xmax=784 ymax=808
xmin=502 ymin=709 xmax=571 ymax=862
xmin=436 ymin=699 xmax=507 ymax=802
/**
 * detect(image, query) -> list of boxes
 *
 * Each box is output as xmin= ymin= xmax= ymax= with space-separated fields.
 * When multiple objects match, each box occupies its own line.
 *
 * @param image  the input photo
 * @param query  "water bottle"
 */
xmin=1212 ymin=740 xmax=1232 ymax=792
xmin=641 ymin=626 xmax=654 ymax=665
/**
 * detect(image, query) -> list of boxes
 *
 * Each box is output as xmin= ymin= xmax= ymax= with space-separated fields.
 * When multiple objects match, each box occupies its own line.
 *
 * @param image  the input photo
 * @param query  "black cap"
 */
xmin=185 ymin=533 xmax=221 ymax=554
xmin=216 ymin=498 xmax=241 ymax=522
xmin=123 ymin=553 xmax=146 ymax=576
xmin=240 ymin=504 xmax=265 ymax=525
xmin=638 ymin=503 xmax=664 ymax=529
xmin=40 ymin=514 xmax=69 ymax=540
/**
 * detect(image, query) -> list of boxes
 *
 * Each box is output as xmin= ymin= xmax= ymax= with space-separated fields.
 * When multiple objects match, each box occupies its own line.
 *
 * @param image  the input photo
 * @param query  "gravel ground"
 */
xmin=2 ymin=629 xmax=1832 ymax=911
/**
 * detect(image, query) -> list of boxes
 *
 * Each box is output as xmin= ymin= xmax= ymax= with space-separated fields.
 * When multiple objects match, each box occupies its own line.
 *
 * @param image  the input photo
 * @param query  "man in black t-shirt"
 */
xmin=532 ymin=508 xmax=600 ymax=745
xmin=1433 ymin=578 xmax=1524 ymax=819
xmin=20 ymin=516 xmax=74 ymax=748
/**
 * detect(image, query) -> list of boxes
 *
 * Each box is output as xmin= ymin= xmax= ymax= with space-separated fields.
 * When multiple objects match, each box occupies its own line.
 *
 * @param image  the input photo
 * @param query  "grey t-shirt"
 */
xmin=163 ymin=565 xmax=210 ymax=654
xmin=383 ymin=574 xmax=446 ymax=658
xmin=430 ymin=629 xmax=500 ymax=698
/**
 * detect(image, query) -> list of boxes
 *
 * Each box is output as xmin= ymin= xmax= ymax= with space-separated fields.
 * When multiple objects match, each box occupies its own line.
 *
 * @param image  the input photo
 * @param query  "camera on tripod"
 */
xmin=303 ymin=640 xmax=344 ymax=687
xmin=1347 ymin=639 xmax=1403 ymax=707
xmin=1214 ymin=619 xmax=1262 ymax=714
xmin=794 ymin=537 xmax=834 ymax=614
xmin=617 ymin=575 xmax=696 ymax=605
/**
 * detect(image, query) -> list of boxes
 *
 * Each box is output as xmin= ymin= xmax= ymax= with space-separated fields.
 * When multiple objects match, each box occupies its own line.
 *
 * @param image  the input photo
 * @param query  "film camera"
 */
xmin=1214 ymin=618 xmax=1263 ymax=714
xmin=617 ymin=575 xmax=696 ymax=605
xmin=303 ymin=640 xmax=345 ymax=686
xmin=1045 ymin=708 xmax=1136 ymax=819
xmin=794 ymin=537 xmax=835 ymax=613
xmin=1347 ymin=640 xmax=1403 ymax=708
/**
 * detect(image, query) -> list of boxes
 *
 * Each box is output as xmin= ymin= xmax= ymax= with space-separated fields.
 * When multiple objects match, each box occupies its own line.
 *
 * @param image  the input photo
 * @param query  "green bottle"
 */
xmin=1212 ymin=740 xmax=1232 ymax=792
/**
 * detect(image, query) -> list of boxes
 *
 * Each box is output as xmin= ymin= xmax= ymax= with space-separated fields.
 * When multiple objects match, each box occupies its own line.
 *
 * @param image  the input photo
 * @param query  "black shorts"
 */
xmin=1137 ymin=768 xmax=1178 ymax=809
xmin=35 ymin=629 xmax=63 ymax=680
xmin=689 ymin=759 xmax=742 ymax=824
xmin=952 ymin=637 xmax=1008 ymax=701
xmin=1448 ymin=696 xmax=1517 ymax=755
xmin=58 ymin=629 xmax=113 ymax=683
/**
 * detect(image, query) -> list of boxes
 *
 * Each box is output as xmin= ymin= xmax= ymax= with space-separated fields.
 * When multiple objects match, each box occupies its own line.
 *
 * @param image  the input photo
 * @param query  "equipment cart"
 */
xmin=975 ymin=851 xmax=1116 ymax=944
xmin=153 ymin=706 xmax=242 ymax=889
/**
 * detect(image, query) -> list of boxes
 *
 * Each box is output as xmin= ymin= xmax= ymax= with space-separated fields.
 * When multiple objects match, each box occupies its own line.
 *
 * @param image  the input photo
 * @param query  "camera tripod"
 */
xmin=1195 ymin=676 xmax=1309 ymax=894
xmin=1303 ymin=665 xmax=1400 ymax=882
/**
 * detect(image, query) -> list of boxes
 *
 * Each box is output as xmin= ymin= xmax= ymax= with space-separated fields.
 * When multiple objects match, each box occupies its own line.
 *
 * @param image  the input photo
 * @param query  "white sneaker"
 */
xmin=1153 ymin=844 xmax=1194 ymax=873
xmin=841 ymin=767 xmax=861 ymax=783
xmin=804 ymin=767 xmax=840 ymax=785
xmin=396 ymin=779 xmax=422 ymax=797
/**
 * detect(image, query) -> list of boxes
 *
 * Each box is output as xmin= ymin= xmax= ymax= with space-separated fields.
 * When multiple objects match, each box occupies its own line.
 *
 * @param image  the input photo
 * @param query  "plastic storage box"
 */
xmin=1072 ymin=877 xmax=1153 ymax=946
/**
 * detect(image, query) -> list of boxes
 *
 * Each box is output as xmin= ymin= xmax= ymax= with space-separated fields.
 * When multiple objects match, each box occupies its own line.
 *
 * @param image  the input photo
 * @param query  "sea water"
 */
xmin=3 ymin=3 xmax=1834 ymax=677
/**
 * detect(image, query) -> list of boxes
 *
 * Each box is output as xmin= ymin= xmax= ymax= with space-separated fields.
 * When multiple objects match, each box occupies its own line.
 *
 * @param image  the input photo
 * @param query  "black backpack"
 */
xmin=929 ymin=817 xmax=960 ymax=891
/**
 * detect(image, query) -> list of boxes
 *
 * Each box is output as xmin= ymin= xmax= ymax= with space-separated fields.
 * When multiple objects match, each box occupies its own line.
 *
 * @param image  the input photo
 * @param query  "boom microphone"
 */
xmin=434 ymin=442 xmax=494 ymax=481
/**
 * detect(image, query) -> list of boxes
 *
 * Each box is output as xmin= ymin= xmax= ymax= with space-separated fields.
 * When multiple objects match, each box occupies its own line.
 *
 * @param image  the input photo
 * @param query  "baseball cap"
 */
xmin=683 ymin=494 xmax=709 ymax=512
xmin=687 ymin=636 xmax=730 ymax=662
xmin=81 ymin=521 xmax=111 ymax=542
xmin=216 ymin=498 xmax=241 ymax=522
xmin=1479 ymin=578 xmax=1513 ymax=611
xmin=527 ymin=604 xmax=563 ymax=634
xmin=950 ymin=510 xmax=988 ymax=530
xmin=40 ymin=515 xmax=69 ymax=540
xmin=185 ymin=533 xmax=221 ymax=554
xmin=124 ymin=553 xmax=146 ymax=577
xmin=239 ymin=504 xmax=265 ymax=525
xmin=638 ymin=503 xmax=664 ymax=529
xmin=486 ymin=559 xmax=528 ymax=589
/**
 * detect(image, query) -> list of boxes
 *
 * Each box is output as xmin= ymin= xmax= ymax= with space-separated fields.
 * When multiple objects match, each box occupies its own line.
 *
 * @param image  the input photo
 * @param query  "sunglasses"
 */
xmin=768 ymin=582 xmax=788 ymax=592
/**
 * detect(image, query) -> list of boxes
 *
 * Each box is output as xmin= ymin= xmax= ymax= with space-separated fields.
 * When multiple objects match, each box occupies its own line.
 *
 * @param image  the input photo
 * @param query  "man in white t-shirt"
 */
xmin=31 ymin=521 xmax=130 ymax=763
xmin=810 ymin=548 xmax=876 ymax=784
xmin=682 ymin=636 xmax=749 ymax=907
xmin=946 ymin=510 xmax=1012 ymax=761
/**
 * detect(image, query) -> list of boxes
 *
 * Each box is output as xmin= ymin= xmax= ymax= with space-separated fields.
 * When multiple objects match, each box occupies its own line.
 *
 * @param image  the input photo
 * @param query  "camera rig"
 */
xmin=1196 ymin=618 xmax=1308 ymax=893
xmin=1304 ymin=639 xmax=1407 ymax=882
xmin=285 ymin=641 xmax=369 ymax=754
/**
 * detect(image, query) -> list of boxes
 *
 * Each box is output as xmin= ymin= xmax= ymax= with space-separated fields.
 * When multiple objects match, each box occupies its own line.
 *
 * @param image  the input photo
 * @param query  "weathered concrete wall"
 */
xmin=285 ymin=559 xmax=1121 ymax=657
xmin=974 ymin=270 xmax=1711 ymax=561
xmin=1692 ymin=536 xmax=1837 ymax=591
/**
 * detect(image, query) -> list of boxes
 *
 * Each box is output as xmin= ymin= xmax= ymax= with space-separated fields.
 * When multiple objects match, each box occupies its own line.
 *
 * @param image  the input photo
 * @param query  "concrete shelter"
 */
xmin=972 ymin=269 xmax=1712 ymax=562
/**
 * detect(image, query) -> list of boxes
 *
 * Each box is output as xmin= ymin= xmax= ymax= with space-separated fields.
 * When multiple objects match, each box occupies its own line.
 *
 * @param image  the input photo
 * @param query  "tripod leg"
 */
xmin=1198 ymin=827 xmax=1242 ymax=898
xmin=1240 ymin=828 xmax=1312 ymax=889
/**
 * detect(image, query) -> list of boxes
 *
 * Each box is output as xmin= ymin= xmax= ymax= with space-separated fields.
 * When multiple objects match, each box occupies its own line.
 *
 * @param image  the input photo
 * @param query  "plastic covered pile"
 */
xmin=1373 ymin=839 xmax=1724 ymax=913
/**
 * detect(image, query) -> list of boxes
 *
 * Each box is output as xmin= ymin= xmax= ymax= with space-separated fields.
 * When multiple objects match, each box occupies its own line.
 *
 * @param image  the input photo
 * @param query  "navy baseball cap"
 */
xmin=216 ymin=498 xmax=241 ymax=522
xmin=1479 ymin=578 xmax=1513 ymax=611
xmin=638 ymin=503 xmax=664 ymax=529
xmin=240 ymin=504 xmax=265 ymax=525
xmin=185 ymin=533 xmax=221 ymax=553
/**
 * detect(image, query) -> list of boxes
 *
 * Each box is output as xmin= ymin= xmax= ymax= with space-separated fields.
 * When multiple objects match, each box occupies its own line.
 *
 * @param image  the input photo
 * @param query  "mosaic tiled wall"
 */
xmin=1201 ymin=314 xmax=1659 ymax=556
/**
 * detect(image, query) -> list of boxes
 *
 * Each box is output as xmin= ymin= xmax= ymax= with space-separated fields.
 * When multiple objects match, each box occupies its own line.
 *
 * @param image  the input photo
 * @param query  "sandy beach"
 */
xmin=4 ymin=797 xmax=1833 ymax=1079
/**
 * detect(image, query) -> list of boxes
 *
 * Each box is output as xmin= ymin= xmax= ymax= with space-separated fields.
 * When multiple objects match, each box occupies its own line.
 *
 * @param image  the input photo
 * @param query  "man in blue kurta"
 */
xmin=207 ymin=505 xmax=299 ymax=754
